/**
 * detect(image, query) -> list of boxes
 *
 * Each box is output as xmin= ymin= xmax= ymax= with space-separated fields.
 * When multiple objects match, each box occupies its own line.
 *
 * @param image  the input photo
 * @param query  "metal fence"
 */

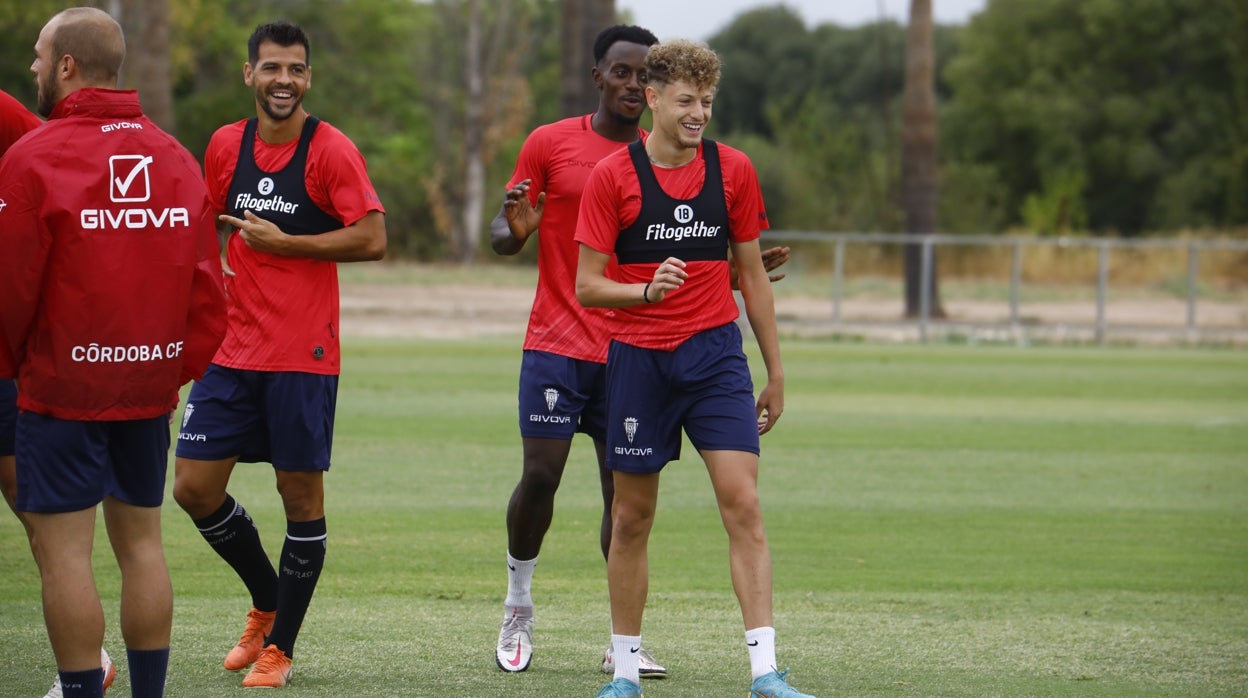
xmin=761 ymin=231 xmax=1248 ymax=345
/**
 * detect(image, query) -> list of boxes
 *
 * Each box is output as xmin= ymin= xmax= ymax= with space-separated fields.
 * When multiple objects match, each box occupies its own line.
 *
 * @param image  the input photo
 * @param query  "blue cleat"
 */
xmin=750 ymin=668 xmax=816 ymax=698
xmin=595 ymin=676 xmax=644 ymax=697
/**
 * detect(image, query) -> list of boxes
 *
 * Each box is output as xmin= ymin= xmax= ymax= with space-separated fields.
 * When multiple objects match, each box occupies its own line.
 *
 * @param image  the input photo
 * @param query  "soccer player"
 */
xmin=0 ymin=81 xmax=120 ymax=698
xmin=490 ymin=24 xmax=789 ymax=678
xmin=171 ymin=20 xmax=386 ymax=689
xmin=0 ymin=90 xmax=42 ymax=517
xmin=575 ymin=40 xmax=815 ymax=698
xmin=0 ymin=85 xmax=118 ymax=698
xmin=0 ymin=7 xmax=228 ymax=697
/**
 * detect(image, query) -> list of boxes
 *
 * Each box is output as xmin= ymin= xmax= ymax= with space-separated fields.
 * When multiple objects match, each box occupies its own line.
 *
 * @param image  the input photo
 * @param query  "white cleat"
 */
xmin=494 ymin=608 xmax=534 ymax=672
xmin=602 ymin=644 xmax=668 ymax=679
xmin=45 ymin=647 xmax=116 ymax=697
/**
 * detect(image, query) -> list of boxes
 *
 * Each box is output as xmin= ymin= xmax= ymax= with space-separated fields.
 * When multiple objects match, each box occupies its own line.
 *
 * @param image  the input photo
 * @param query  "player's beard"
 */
xmin=257 ymin=86 xmax=303 ymax=122
xmin=35 ymin=65 xmax=57 ymax=118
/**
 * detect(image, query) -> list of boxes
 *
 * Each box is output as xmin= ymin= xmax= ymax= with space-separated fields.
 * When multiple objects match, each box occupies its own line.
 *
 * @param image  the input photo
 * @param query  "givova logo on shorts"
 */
xmin=529 ymin=387 xmax=571 ymax=424
xmin=616 ymin=417 xmax=653 ymax=456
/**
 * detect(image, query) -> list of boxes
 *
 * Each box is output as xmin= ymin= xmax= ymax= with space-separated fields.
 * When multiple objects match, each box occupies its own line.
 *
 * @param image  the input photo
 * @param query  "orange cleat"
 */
xmin=242 ymin=644 xmax=292 ymax=688
xmin=224 ymin=607 xmax=276 ymax=671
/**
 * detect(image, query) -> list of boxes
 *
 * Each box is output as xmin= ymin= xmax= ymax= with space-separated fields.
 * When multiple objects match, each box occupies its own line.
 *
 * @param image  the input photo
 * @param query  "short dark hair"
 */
xmin=248 ymin=21 xmax=311 ymax=65
xmin=593 ymin=24 xmax=658 ymax=65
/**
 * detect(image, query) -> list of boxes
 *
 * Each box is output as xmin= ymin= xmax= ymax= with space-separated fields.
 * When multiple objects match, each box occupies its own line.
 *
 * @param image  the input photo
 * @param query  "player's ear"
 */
xmin=645 ymin=84 xmax=660 ymax=110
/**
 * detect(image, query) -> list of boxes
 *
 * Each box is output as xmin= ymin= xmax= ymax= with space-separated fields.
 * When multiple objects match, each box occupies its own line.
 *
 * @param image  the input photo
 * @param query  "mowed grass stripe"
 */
xmin=0 ymin=339 xmax=1243 ymax=696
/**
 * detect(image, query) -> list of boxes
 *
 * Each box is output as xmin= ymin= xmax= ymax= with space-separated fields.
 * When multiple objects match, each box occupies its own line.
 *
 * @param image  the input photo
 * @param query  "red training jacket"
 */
xmin=0 ymin=88 xmax=226 ymax=420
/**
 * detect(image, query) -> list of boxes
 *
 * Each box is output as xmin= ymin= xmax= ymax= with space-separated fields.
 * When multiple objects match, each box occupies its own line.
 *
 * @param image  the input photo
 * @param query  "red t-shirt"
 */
xmin=575 ymin=140 xmax=768 ymax=350
xmin=0 ymin=89 xmax=40 ymax=157
xmin=204 ymin=117 xmax=384 ymax=374
xmin=508 ymin=115 xmax=638 ymax=363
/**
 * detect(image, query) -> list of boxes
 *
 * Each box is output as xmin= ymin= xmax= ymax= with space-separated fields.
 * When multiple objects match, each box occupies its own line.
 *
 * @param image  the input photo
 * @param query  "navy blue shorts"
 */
xmin=604 ymin=322 xmax=760 ymax=474
xmin=176 ymin=364 xmax=338 ymax=471
xmin=0 ymin=380 xmax=15 ymax=457
xmin=15 ymin=411 xmax=172 ymax=513
xmin=517 ymin=350 xmax=608 ymax=442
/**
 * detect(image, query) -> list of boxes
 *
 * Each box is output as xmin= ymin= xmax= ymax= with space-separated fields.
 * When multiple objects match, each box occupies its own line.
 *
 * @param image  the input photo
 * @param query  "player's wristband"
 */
xmin=643 ymin=282 xmax=654 ymax=303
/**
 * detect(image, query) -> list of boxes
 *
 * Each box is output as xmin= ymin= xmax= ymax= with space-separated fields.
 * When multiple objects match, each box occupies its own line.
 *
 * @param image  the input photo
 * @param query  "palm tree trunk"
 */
xmin=560 ymin=0 xmax=616 ymax=117
xmin=902 ymin=0 xmax=944 ymax=318
xmin=116 ymin=0 xmax=175 ymax=133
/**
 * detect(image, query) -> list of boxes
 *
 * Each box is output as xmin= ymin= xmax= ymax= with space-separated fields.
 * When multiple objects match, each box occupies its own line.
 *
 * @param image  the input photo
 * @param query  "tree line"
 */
xmin=1 ymin=0 xmax=1243 ymax=263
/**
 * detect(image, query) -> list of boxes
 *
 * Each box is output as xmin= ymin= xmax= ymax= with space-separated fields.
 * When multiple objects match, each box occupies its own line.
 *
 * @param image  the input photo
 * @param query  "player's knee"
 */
xmin=612 ymin=503 xmax=655 ymax=540
xmin=519 ymin=461 xmax=563 ymax=498
xmin=171 ymin=477 xmax=220 ymax=518
xmin=275 ymin=480 xmax=324 ymax=520
xmin=718 ymin=492 xmax=763 ymax=532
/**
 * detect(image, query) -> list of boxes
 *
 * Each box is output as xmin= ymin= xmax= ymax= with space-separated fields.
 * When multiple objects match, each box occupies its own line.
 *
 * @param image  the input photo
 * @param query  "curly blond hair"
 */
xmin=644 ymin=39 xmax=720 ymax=91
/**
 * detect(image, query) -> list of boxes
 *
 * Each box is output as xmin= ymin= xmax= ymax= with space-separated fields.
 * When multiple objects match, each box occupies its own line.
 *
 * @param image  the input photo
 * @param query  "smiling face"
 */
xmin=244 ymin=39 xmax=310 ymax=122
xmin=594 ymin=40 xmax=650 ymax=126
xmin=647 ymin=78 xmax=714 ymax=152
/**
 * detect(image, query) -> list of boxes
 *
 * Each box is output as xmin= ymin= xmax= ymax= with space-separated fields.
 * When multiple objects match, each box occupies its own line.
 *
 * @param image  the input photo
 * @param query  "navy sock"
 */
xmin=56 ymin=668 xmax=104 ymax=698
xmin=126 ymin=647 xmax=169 ymax=698
xmin=193 ymin=494 xmax=278 ymax=611
xmin=266 ymin=517 xmax=327 ymax=657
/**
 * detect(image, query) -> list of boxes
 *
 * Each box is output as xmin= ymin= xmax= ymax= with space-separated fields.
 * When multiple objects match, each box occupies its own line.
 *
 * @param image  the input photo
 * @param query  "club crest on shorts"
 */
xmin=544 ymin=388 xmax=559 ymax=412
xmin=624 ymin=417 xmax=638 ymax=444
xmin=182 ymin=402 xmax=195 ymax=429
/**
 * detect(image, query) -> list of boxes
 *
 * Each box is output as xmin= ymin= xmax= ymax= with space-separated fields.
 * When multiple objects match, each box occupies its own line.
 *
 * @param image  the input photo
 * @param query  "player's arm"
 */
xmin=221 ymin=209 xmax=386 ymax=262
xmin=0 ymin=170 xmax=48 ymax=375
xmin=732 ymin=237 xmax=785 ymax=435
xmin=490 ymin=178 xmax=546 ymax=255
xmin=215 ymin=215 xmax=236 ymax=277
xmin=180 ymin=202 xmax=227 ymax=385
xmin=576 ymin=244 xmax=688 ymax=308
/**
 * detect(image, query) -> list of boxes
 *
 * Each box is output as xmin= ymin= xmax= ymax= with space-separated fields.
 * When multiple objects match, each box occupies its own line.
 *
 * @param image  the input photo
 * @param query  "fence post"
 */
xmin=1095 ymin=242 xmax=1109 ymax=345
xmin=919 ymin=237 xmax=933 ymax=343
xmin=833 ymin=239 xmax=844 ymax=326
xmin=1186 ymin=244 xmax=1198 ymax=334
xmin=1010 ymin=241 xmax=1022 ymax=328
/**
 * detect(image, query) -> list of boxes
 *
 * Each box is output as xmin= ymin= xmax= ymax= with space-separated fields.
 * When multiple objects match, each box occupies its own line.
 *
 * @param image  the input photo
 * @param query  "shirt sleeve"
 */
xmin=179 ymin=182 xmax=228 ymax=385
xmin=508 ymin=126 xmax=550 ymax=207
xmin=307 ymin=127 xmax=385 ymax=227
xmin=203 ymin=125 xmax=237 ymax=214
xmin=574 ymin=159 xmax=624 ymax=256
xmin=724 ymin=149 xmax=768 ymax=243
xmin=0 ymin=155 xmax=51 ymax=376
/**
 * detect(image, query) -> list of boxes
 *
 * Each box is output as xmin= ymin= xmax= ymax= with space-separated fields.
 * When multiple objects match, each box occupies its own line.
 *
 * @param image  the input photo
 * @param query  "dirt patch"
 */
xmin=340 ymin=283 xmax=536 ymax=339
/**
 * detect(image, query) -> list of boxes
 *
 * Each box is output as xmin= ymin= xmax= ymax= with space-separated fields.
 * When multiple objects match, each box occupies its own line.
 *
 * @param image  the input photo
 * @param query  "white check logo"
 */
xmin=113 ymin=155 xmax=153 ymax=198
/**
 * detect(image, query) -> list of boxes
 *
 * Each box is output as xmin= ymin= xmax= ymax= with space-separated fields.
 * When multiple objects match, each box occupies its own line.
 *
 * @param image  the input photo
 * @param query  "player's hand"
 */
xmin=761 ymin=245 xmax=790 ymax=283
xmin=221 ymin=210 xmax=287 ymax=255
xmin=756 ymin=378 xmax=784 ymax=435
xmin=646 ymin=257 xmax=687 ymax=303
xmin=729 ymin=245 xmax=791 ymax=290
xmin=503 ymin=179 xmax=545 ymax=241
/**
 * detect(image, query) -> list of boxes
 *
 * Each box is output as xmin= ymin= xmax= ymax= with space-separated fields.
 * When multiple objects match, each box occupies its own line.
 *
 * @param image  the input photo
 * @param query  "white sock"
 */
xmin=611 ymin=634 xmax=642 ymax=684
xmin=745 ymin=626 xmax=777 ymax=680
xmin=504 ymin=552 xmax=536 ymax=611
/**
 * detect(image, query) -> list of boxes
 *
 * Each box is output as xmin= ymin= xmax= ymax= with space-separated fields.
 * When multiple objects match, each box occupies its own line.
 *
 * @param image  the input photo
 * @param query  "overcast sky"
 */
xmin=617 ymin=0 xmax=988 ymax=41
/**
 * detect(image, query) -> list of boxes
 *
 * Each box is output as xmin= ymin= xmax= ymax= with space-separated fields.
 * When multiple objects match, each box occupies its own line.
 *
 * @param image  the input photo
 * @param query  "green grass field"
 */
xmin=1 ymin=339 xmax=1245 ymax=697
